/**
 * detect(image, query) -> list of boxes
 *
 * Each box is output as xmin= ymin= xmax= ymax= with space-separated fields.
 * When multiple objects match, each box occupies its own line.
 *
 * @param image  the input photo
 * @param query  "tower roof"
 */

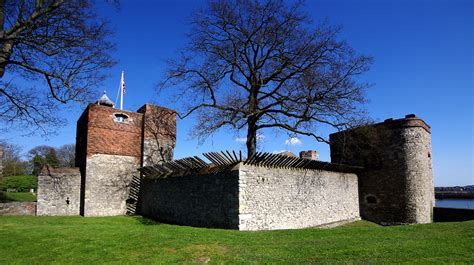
xmin=95 ymin=92 xmax=114 ymax=107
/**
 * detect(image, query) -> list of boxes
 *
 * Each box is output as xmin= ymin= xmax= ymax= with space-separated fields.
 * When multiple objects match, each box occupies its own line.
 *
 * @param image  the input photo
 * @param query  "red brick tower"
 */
xmin=75 ymin=94 xmax=176 ymax=216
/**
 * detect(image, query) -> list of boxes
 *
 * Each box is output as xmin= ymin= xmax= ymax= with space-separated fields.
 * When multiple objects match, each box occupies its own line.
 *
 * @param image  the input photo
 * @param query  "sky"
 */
xmin=2 ymin=0 xmax=473 ymax=186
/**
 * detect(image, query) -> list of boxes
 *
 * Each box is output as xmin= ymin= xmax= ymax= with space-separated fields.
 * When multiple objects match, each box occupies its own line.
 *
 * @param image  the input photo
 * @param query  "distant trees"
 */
xmin=57 ymin=144 xmax=76 ymax=168
xmin=160 ymin=0 xmax=372 ymax=156
xmin=29 ymin=145 xmax=59 ymax=175
xmin=0 ymin=0 xmax=116 ymax=135
xmin=0 ymin=141 xmax=28 ymax=176
xmin=0 ymin=140 xmax=75 ymax=177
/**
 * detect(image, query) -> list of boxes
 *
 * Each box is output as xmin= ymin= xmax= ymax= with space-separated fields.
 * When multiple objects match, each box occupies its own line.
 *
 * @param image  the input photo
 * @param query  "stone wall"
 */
xmin=140 ymin=168 xmax=240 ymax=229
xmin=330 ymin=114 xmax=434 ymax=225
xmin=83 ymin=154 xmax=139 ymax=216
xmin=238 ymin=164 xmax=360 ymax=230
xmin=37 ymin=166 xmax=81 ymax=216
xmin=140 ymin=163 xmax=360 ymax=230
xmin=0 ymin=202 xmax=36 ymax=215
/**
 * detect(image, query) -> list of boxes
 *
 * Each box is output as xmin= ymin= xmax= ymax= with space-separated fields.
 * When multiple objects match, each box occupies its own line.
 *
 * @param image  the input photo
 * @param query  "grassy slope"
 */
xmin=0 ymin=216 xmax=472 ymax=264
xmin=0 ymin=175 xmax=37 ymax=192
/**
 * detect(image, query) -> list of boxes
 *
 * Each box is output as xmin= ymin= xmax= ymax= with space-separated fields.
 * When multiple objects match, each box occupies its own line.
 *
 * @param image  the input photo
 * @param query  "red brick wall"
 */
xmin=138 ymin=104 xmax=177 ymax=142
xmin=85 ymin=104 xmax=143 ymax=158
xmin=75 ymin=103 xmax=177 ymax=162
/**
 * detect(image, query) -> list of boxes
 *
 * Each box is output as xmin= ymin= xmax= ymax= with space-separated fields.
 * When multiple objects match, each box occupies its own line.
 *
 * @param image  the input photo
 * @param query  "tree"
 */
xmin=0 ymin=0 xmax=116 ymax=135
xmin=160 ymin=0 xmax=373 ymax=156
xmin=57 ymin=143 xmax=75 ymax=167
xmin=0 ymin=140 xmax=27 ymax=176
xmin=28 ymin=145 xmax=58 ymax=174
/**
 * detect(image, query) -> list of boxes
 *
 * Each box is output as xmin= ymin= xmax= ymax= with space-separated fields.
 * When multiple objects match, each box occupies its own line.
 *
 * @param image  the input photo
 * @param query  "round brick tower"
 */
xmin=329 ymin=114 xmax=434 ymax=225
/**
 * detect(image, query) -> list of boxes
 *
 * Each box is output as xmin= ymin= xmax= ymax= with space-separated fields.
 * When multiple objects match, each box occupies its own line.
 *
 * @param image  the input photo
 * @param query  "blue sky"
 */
xmin=2 ymin=0 xmax=473 ymax=186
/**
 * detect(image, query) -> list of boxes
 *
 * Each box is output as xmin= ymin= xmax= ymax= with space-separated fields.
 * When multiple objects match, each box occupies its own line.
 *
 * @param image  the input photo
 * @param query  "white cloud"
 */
xmin=272 ymin=150 xmax=287 ymax=154
xmin=235 ymin=137 xmax=247 ymax=143
xmin=235 ymin=133 xmax=265 ymax=143
xmin=285 ymin=137 xmax=302 ymax=146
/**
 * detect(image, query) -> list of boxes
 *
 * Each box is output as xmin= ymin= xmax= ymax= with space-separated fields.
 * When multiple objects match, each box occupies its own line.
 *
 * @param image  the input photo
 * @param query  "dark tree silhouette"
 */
xmin=28 ymin=145 xmax=59 ymax=174
xmin=160 ymin=0 xmax=373 ymax=156
xmin=0 ymin=0 xmax=116 ymax=135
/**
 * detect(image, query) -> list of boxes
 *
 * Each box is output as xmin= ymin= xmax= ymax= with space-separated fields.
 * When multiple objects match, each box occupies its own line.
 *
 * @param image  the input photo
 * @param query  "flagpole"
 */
xmin=120 ymin=71 xmax=124 ymax=110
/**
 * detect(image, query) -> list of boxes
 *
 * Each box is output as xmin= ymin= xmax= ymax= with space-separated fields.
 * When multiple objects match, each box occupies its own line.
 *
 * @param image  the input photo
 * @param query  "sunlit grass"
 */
xmin=0 ymin=216 xmax=472 ymax=263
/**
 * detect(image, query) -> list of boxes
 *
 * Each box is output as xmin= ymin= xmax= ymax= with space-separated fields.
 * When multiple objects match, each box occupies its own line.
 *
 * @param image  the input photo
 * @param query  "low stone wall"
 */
xmin=37 ymin=166 xmax=81 ymax=216
xmin=140 ymin=163 xmax=360 ymax=230
xmin=238 ymin=164 xmax=360 ymax=230
xmin=0 ymin=202 xmax=36 ymax=216
xmin=433 ymin=207 xmax=474 ymax=222
xmin=140 ymin=168 xmax=240 ymax=229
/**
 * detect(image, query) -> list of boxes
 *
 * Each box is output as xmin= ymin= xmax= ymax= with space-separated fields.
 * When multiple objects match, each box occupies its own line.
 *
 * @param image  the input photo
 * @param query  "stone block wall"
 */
xmin=140 ymin=168 xmax=240 ymax=229
xmin=0 ymin=202 xmax=36 ymax=216
xmin=238 ymin=164 xmax=360 ymax=230
xmin=83 ymin=154 xmax=139 ymax=216
xmin=37 ymin=166 xmax=81 ymax=216
xmin=140 ymin=163 xmax=360 ymax=230
xmin=330 ymin=114 xmax=434 ymax=225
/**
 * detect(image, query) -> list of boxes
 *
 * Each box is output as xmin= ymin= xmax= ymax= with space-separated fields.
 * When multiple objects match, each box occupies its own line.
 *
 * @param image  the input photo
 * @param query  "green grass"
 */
xmin=0 ymin=191 xmax=37 ymax=202
xmin=0 ymin=217 xmax=472 ymax=263
xmin=0 ymin=175 xmax=37 ymax=192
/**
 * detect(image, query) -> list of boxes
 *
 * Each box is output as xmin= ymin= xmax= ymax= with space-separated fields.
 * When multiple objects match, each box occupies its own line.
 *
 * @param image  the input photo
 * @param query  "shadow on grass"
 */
xmin=131 ymin=215 xmax=163 ymax=226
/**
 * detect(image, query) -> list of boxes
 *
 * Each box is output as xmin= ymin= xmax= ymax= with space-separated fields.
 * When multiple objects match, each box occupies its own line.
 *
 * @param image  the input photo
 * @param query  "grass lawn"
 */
xmin=0 ymin=192 xmax=37 ymax=202
xmin=0 ymin=216 xmax=472 ymax=264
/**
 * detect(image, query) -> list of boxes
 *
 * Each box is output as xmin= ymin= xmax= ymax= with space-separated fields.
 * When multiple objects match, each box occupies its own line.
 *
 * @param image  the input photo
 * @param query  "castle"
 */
xmin=36 ymin=95 xmax=434 ymax=230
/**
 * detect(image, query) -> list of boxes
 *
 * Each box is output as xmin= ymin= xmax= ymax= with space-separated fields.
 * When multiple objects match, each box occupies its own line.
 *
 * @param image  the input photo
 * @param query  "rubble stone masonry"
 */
xmin=330 ymin=114 xmax=434 ymax=225
xmin=140 ymin=163 xmax=360 ymax=230
xmin=37 ymin=166 xmax=81 ymax=216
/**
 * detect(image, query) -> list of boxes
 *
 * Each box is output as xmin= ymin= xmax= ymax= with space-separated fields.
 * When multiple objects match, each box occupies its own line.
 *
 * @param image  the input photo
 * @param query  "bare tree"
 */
xmin=160 ymin=0 xmax=373 ymax=156
xmin=0 ymin=0 xmax=116 ymax=135
xmin=57 ymin=143 xmax=75 ymax=167
xmin=0 ymin=140 xmax=27 ymax=176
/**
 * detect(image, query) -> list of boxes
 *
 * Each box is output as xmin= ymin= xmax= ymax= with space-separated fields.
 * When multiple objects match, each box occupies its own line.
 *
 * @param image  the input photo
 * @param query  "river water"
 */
xmin=435 ymin=199 xmax=474 ymax=209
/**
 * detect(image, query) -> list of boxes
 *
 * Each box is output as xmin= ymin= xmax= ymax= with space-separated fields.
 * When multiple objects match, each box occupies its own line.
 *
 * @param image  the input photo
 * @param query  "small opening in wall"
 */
xmin=366 ymin=195 xmax=377 ymax=204
xmin=66 ymin=197 xmax=70 ymax=205
xmin=428 ymin=152 xmax=431 ymax=158
xmin=114 ymin=113 xmax=129 ymax=123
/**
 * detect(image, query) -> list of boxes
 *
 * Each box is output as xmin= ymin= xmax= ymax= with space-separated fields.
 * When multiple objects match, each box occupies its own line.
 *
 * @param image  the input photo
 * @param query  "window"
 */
xmin=114 ymin=113 xmax=129 ymax=123
xmin=366 ymin=195 xmax=377 ymax=204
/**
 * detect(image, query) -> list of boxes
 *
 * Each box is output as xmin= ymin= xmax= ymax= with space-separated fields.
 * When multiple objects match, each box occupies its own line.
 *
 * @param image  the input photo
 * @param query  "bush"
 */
xmin=0 ymin=175 xmax=38 ymax=192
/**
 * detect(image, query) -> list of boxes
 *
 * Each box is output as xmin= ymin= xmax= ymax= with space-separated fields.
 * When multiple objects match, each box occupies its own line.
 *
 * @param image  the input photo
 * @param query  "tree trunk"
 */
xmin=246 ymin=83 xmax=259 ymax=158
xmin=246 ymin=116 xmax=257 ymax=158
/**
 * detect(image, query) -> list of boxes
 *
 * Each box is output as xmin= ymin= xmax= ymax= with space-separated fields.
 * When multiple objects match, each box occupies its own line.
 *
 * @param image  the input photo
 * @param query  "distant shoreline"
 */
xmin=435 ymin=192 xmax=474 ymax=199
